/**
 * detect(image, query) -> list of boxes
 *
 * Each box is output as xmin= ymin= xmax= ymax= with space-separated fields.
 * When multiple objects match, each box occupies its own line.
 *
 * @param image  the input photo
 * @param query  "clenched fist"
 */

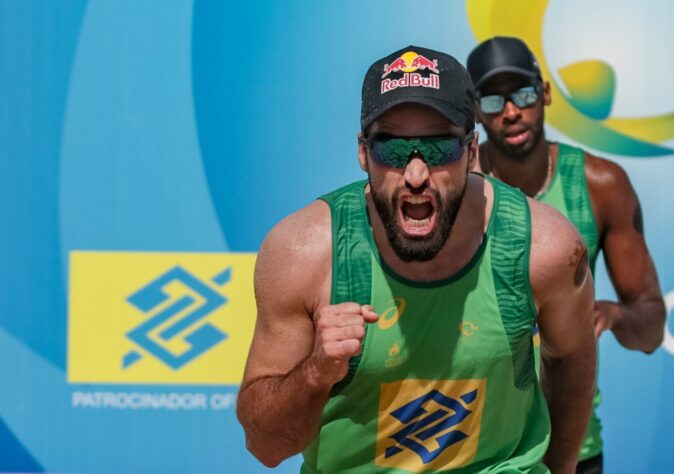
xmin=305 ymin=303 xmax=379 ymax=388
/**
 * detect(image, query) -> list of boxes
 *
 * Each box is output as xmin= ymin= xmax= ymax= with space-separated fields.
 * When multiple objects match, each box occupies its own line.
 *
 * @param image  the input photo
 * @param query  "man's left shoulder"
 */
xmin=581 ymin=150 xmax=632 ymax=193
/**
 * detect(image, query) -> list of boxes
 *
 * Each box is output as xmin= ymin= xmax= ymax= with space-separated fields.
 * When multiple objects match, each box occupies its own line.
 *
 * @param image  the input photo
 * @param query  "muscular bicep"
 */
xmin=601 ymin=183 xmax=662 ymax=305
xmin=537 ymin=263 xmax=595 ymax=358
xmin=241 ymin=201 xmax=332 ymax=385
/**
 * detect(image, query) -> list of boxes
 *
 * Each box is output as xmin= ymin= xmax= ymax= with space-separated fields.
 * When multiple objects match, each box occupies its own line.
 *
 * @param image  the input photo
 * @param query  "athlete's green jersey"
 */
xmin=538 ymin=144 xmax=600 ymax=273
xmin=301 ymin=177 xmax=550 ymax=473
xmin=538 ymin=143 xmax=602 ymax=461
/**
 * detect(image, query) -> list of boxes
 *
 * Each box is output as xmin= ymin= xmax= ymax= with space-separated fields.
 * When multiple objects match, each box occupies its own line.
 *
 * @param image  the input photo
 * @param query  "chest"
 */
xmin=359 ymin=252 xmax=518 ymax=381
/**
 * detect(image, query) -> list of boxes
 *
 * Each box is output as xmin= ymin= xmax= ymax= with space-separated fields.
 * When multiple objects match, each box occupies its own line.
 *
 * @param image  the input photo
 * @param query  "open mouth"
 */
xmin=398 ymin=194 xmax=437 ymax=236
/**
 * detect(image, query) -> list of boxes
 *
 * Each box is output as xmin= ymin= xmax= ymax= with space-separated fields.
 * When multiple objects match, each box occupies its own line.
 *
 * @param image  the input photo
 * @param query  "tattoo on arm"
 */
xmin=633 ymin=201 xmax=644 ymax=235
xmin=569 ymin=239 xmax=589 ymax=287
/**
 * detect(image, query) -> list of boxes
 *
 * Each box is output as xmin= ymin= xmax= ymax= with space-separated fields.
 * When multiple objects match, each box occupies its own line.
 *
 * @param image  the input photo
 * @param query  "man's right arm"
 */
xmin=236 ymin=200 xmax=377 ymax=467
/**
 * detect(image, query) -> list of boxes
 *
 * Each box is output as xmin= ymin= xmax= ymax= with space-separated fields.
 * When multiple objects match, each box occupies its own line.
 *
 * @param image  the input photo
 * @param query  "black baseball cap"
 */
xmin=466 ymin=36 xmax=542 ymax=91
xmin=360 ymin=45 xmax=475 ymax=132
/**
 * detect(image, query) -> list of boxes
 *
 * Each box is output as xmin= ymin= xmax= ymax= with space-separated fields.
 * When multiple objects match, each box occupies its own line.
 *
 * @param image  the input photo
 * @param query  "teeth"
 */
xmin=403 ymin=196 xmax=430 ymax=204
xmin=404 ymin=216 xmax=431 ymax=226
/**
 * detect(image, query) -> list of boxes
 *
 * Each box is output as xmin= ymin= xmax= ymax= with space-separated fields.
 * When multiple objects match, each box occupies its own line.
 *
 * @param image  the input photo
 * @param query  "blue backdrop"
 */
xmin=1 ymin=0 xmax=672 ymax=472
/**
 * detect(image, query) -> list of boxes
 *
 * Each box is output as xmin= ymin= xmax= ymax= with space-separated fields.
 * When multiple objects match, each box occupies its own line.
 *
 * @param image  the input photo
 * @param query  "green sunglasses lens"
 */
xmin=371 ymin=139 xmax=415 ymax=167
xmin=370 ymin=136 xmax=466 ymax=168
xmin=418 ymin=137 xmax=465 ymax=166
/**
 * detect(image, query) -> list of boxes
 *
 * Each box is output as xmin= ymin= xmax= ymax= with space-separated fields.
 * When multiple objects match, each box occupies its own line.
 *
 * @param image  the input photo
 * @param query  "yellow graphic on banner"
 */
xmin=376 ymin=378 xmax=486 ymax=471
xmin=467 ymin=0 xmax=674 ymax=157
xmin=68 ymin=251 xmax=257 ymax=385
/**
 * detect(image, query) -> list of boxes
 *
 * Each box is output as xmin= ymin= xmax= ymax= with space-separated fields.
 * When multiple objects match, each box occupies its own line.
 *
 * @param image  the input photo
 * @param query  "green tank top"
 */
xmin=537 ymin=143 xmax=602 ymax=461
xmin=301 ymin=177 xmax=550 ymax=473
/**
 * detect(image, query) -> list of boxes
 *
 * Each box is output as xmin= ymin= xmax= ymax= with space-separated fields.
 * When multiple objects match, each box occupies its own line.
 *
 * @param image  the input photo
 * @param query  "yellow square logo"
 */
xmin=376 ymin=378 xmax=487 ymax=471
xmin=68 ymin=251 xmax=257 ymax=385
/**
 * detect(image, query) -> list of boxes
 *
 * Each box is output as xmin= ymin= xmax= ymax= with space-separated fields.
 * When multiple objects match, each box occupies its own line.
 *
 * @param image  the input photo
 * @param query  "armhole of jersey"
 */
xmin=317 ymin=193 xmax=341 ymax=308
xmin=488 ymin=177 xmax=537 ymax=390
xmin=579 ymin=151 xmax=600 ymax=273
xmin=318 ymin=181 xmax=373 ymax=396
xmin=557 ymin=144 xmax=600 ymax=272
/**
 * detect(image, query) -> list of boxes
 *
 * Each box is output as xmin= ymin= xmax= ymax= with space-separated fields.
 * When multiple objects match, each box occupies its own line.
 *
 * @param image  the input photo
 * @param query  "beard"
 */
xmin=369 ymin=179 xmax=467 ymax=262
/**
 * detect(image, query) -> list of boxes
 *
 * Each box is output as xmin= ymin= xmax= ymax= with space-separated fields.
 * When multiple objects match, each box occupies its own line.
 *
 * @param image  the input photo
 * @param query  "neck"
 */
xmin=481 ymin=138 xmax=555 ymax=198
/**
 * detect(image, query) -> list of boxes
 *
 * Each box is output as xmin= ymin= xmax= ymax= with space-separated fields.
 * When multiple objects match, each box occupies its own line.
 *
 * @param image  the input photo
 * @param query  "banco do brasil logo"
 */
xmin=376 ymin=379 xmax=486 ymax=470
xmin=385 ymin=388 xmax=478 ymax=462
xmin=68 ymin=251 xmax=257 ymax=384
xmin=123 ymin=266 xmax=231 ymax=370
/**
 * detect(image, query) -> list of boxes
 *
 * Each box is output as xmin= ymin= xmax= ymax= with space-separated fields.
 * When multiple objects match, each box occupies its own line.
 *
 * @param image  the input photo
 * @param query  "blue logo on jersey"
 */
xmin=385 ymin=388 xmax=478 ymax=463
xmin=123 ymin=266 xmax=231 ymax=369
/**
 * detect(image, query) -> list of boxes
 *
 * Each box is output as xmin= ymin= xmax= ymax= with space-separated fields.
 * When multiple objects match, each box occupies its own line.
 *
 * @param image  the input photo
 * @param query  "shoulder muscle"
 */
xmin=529 ymin=198 xmax=590 ymax=307
xmin=255 ymin=200 xmax=332 ymax=317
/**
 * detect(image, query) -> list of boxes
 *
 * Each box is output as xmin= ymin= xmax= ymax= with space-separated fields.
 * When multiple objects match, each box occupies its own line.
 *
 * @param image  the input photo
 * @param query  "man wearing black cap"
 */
xmin=467 ymin=36 xmax=666 ymax=474
xmin=237 ymin=45 xmax=596 ymax=473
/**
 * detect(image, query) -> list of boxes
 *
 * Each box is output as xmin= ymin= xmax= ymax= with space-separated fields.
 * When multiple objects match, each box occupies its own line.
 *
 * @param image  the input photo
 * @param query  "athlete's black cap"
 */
xmin=361 ymin=45 xmax=475 ymax=132
xmin=466 ymin=36 xmax=542 ymax=91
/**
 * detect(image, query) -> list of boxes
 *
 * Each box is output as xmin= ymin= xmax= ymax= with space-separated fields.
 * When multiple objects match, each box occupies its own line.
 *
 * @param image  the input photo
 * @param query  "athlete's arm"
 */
xmin=586 ymin=155 xmax=665 ymax=353
xmin=530 ymin=200 xmax=596 ymax=474
xmin=236 ymin=200 xmax=378 ymax=467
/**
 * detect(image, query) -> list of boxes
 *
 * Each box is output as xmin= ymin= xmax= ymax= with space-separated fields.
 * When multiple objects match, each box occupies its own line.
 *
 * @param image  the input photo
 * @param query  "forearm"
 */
xmin=540 ymin=349 xmax=596 ymax=473
xmin=608 ymin=298 xmax=666 ymax=353
xmin=237 ymin=358 xmax=332 ymax=467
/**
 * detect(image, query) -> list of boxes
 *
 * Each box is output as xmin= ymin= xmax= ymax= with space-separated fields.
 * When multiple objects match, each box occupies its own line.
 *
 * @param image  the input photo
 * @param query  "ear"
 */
xmin=357 ymin=132 xmax=369 ymax=172
xmin=542 ymin=80 xmax=551 ymax=106
xmin=467 ymin=130 xmax=479 ymax=170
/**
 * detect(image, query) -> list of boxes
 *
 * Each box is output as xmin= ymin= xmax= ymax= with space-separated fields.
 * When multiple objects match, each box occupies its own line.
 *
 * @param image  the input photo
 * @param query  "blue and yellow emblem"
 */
xmin=467 ymin=0 xmax=674 ymax=157
xmin=376 ymin=378 xmax=487 ymax=470
xmin=68 ymin=251 xmax=257 ymax=384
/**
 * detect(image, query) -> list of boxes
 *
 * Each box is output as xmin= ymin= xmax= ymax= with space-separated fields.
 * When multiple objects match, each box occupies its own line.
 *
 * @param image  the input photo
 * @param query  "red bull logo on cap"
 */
xmin=381 ymin=51 xmax=440 ymax=94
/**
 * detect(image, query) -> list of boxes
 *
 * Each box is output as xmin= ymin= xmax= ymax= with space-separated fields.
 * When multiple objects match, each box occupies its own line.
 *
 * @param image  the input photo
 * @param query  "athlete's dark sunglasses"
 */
xmin=477 ymin=85 xmax=540 ymax=114
xmin=359 ymin=133 xmax=474 ymax=168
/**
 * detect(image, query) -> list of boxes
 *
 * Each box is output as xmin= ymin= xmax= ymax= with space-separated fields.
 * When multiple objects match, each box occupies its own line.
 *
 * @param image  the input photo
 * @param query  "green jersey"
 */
xmin=301 ymin=177 xmax=550 ymax=473
xmin=538 ymin=143 xmax=602 ymax=461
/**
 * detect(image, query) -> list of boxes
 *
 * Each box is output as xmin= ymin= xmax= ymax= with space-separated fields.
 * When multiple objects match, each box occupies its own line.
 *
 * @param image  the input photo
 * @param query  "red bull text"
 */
xmin=380 ymin=52 xmax=441 ymax=94
xmin=381 ymin=73 xmax=440 ymax=94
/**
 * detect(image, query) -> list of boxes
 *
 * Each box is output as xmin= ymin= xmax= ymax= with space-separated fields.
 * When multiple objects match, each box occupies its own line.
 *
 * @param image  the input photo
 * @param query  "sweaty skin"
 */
xmin=237 ymin=104 xmax=596 ymax=471
xmin=475 ymin=73 xmax=665 ymax=353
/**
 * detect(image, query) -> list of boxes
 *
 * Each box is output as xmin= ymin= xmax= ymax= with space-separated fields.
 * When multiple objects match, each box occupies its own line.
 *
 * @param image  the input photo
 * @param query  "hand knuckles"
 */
xmin=317 ymin=305 xmax=337 ymax=318
xmin=349 ymin=325 xmax=365 ymax=339
xmin=322 ymin=342 xmax=338 ymax=358
xmin=326 ymin=342 xmax=349 ymax=360
xmin=340 ymin=302 xmax=361 ymax=313
xmin=315 ymin=317 xmax=328 ymax=331
xmin=346 ymin=339 xmax=361 ymax=354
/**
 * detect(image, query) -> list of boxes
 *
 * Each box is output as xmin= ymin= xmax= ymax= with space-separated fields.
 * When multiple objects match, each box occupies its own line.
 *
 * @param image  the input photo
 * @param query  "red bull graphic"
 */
xmin=381 ymin=51 xmax=440 ymax=94
xmin=410 ymin=55 xmax=439 ymax=73
xmin=382 ymin=57 xmax=410 ymax=78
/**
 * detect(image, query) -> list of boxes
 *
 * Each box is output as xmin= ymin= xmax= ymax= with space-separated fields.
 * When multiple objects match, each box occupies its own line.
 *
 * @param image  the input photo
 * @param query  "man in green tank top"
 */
xmin=238 ymin=45 xmax=597 ymax=473
xmin=466 ymin=37 xmax=666 ymax=474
